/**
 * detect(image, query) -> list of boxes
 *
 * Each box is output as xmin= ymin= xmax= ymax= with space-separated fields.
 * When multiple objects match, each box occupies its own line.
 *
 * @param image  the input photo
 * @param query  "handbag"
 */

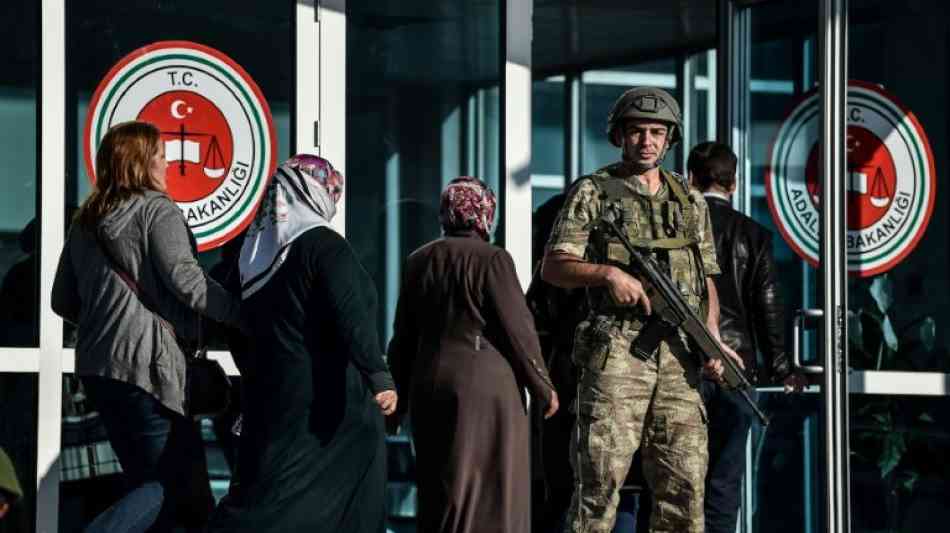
xmin=94 ymin=231 xmax=232 ymax=418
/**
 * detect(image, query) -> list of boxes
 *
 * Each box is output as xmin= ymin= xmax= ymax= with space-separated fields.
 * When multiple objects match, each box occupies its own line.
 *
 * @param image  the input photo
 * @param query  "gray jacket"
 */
xmin=52 ymin=191 xmax=241 ymax=415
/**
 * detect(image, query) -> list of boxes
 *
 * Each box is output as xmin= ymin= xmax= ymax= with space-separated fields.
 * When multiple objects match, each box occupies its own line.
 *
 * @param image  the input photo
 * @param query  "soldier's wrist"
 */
xmin=601 ymin=265 xmax=621 ymax=287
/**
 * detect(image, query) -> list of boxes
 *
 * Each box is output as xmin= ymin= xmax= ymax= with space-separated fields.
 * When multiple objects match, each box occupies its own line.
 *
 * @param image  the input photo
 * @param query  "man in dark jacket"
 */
xmin=688 ymin=141 xmax=807 ymax=533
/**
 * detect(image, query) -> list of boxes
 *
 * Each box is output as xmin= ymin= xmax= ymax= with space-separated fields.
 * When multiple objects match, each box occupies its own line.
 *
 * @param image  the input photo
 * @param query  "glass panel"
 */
xmin=531 ymin=79 xmax=566 ymax=213
xmin=59 ymin=374 xmax=124 ymax=531
xmin=747 ymin=1 xmax=820 ymax=365
xmin=58 ymin=374 xmax=242 ymax=531
xmin=60 ymin=1 xmax=292 ymax=527
xmin=530 ymin=78 xmax=566 ymax=270
xmin=346 ymin=0 xmax=502 ymax=347
xmin=346 ymin=3 xmax=502 ymax=528
xmin=749 ymin=391 xmax=823 ymax=532
xmin=744 ymin=2 xmax=822 ymax=533
xmin=685 ymin=50 xmax=717 ymax=150
xmin=846 ymin=0 xmax=950 ymax=373
xmin=0 ymin=373 xmax=38 ymax=532
xmin=0 ymin=0 xmax=39 ymax=347
xmin=850 ymin=394 xmax=950 ymax=531
xmin=63 ymin=0 xmax=293 ymax=344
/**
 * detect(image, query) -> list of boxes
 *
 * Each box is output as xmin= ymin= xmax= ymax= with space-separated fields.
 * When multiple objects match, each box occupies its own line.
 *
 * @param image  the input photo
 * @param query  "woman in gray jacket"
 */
xmin=52 ymin=121 xmax=242 ymax=533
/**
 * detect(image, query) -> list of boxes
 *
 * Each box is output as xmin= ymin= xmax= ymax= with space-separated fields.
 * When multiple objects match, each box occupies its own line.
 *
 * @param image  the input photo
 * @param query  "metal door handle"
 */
xmin=793 ymin=309 xmax=825 ymax=374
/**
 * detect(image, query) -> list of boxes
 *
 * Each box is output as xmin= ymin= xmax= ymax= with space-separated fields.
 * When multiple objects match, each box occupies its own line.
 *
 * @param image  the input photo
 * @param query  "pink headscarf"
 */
xmin=238 ymin=154 xmax=343 ymax=298
xmin=439 ymin=176 xmax=497 ymax=240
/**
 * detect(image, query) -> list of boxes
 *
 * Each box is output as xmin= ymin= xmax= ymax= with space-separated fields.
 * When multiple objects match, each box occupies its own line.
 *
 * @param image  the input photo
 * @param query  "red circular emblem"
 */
xmin=137 ymin=91 xmax=234 ymax=202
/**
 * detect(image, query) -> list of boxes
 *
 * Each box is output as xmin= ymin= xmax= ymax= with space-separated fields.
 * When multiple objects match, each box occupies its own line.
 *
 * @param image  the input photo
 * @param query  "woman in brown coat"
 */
xmin=388 ymin=176 xmax=559 ymax=533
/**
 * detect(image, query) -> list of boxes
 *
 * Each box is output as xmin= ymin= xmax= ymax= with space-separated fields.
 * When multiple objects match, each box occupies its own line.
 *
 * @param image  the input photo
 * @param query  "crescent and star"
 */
xmin=170 ymin=99 xmax=194 ymax=119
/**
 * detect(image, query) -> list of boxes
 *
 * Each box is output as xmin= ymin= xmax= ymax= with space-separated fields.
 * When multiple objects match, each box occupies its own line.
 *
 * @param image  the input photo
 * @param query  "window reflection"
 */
xmin=0 ymin=0 xmax=39 ymax=348
xmin=0 ymin=373 xmax=38 ymax=533
xmin=847 ymin=0 xmax=950 ymax=374
xmin=346 ymin=0 xmax=502 ymax=347
xmin=59 ymin=1 xmax=293 ymax=528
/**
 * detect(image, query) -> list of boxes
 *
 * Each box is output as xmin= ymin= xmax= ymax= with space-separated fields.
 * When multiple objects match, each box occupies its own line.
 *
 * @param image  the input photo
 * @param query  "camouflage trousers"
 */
xmin=564 ymin=329 xmax=708 ymax=533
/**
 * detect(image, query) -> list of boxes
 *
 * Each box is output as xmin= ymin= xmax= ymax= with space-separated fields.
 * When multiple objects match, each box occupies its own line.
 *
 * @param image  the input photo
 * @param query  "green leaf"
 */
xmin=920 ymin=317 xmax=936 ymax=352
xmin=873 ymin=412 xmax=891 ymax=427
xmin=878 ymin=432 xmax=906 ymax=478
xmin=848 ymin=310 xmax=864 ymax=350
xmin=901 ymin=471 xmax=919 ymax=492
xmin=881 ymin=315 xmax=899 ymax=352
xmin=870 ymin=274 xmax=894 ymax=314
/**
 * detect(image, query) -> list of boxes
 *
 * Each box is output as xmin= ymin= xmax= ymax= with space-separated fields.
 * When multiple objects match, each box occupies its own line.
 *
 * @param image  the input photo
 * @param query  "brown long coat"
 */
xmin=388 ymin=231 xmax=555 ymax=533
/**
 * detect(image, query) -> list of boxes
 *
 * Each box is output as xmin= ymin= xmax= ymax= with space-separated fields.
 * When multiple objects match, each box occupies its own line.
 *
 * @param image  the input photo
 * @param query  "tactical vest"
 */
xmin=585 ymin=165 xmax=708 ymax=318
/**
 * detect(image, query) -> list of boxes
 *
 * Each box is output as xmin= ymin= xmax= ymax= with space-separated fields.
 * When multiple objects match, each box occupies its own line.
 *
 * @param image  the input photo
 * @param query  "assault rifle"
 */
xmin=597 ymin=204 xmax=770 ymax=426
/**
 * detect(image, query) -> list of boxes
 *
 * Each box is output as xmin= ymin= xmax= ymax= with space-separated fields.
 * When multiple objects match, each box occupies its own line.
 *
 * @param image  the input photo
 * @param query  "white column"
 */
xmin=567 ymin=73 xmax=582 ymax=181
xmin=680 ymin=55 xmax=694 ymax=172
xmin=319 ymin=0 xmax=347 ymax=236
xmin=296 ymin=2 xmax=319 ymax=156
xmin=706 ymin=49 xmax=717 ymax=147
xmin=36 ymin=1 xmax=66 ymax=531
xmin=504 ymin=0 xmax=533 ymax=290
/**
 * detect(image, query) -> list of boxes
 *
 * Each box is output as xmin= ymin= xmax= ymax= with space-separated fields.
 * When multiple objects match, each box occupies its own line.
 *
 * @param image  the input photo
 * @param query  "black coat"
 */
xmin=706 ymin=195 xmax=791 ymax=384
xmin=208 ymin=227 xmax=394 ymax=533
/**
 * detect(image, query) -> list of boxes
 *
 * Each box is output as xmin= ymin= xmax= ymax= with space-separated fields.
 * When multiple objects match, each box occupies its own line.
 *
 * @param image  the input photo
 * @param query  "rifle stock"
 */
xmin=598 ymin=206 xmax=770 ymax=426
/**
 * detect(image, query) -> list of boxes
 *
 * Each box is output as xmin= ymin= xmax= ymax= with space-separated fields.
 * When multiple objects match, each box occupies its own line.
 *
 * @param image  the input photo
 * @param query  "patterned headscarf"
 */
xmin=439 ymin=176 xmax=497 ymax=240
xmin=238 ymin=154 xmax=343 ymax=298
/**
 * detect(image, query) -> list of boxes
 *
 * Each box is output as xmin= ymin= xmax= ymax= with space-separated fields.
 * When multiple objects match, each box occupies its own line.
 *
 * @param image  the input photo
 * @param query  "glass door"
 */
xmin=34 ymin=2 xmax=325 ymax=530
xmin=726 ymin=0 xmax=850 ymax=532
xmin=843 ymin=1 xmax=950 ymax=532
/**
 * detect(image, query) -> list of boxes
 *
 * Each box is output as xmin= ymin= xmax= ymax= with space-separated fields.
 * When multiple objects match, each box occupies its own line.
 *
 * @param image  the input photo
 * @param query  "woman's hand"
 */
xmin=375 ymin=390 xmax=398 ymax=416
xmin=543 ymin=389 xmax=560 ymax=419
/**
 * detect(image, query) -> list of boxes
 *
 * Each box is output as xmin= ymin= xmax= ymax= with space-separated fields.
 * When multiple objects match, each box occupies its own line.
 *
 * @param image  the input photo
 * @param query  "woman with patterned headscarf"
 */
xmin=387 ymin=176 xmax=559 ymax=533
xmin=208 ymin=155 xmax=397 ymax=533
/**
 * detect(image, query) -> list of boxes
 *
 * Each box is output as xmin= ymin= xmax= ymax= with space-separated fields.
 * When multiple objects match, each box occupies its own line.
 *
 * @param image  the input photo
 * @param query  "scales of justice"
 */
xmin=809 ymin=131 xmax=891 ymax=209
xmin=160 ymin=99 xmax=229 ymax=179
xmin=162 ymin=123 xmax=227 ymax=179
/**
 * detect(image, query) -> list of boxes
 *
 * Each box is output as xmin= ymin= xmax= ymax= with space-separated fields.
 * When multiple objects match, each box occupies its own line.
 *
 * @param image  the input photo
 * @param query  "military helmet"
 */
xmin=606 ymin=87 xmax=682 ymax=147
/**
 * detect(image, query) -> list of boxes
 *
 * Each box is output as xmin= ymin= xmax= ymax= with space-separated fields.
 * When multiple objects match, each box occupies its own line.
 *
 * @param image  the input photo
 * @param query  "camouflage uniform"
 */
xmin=548 ymin=161 xmax=720 ymax=533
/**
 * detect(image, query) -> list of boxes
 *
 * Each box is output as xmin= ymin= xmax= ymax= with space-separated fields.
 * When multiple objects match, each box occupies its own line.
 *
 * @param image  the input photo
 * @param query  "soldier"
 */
xmin=540 ymin=87 xmax=740 ymax=533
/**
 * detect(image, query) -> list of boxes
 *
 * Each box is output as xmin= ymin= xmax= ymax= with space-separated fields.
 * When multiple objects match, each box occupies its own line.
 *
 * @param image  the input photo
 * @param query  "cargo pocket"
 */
xmin=571 ymin=318 xmax=612 ymax=371
xmin=574 ymin=400 xmax=615 ymax=486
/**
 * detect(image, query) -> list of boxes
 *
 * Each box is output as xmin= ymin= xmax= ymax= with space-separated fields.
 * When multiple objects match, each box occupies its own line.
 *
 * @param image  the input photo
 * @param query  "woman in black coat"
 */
xmin=208 ymin=155 xmax=397 ymax=533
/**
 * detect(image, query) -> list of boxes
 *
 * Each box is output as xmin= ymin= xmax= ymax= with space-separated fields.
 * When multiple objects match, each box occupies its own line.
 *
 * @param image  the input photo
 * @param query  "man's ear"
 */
xmin=611 ymin=129 xmax=623 ymax=147
xmin=0 ymin=501 xmax=10 ymax=519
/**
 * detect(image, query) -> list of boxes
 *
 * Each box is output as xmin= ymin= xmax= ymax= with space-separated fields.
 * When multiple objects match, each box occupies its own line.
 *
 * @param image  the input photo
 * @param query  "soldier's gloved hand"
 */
xmin=604 ymin=266 xmax=652 ymax=314
xmin=544 ymin=389 xmax=560 ymax=419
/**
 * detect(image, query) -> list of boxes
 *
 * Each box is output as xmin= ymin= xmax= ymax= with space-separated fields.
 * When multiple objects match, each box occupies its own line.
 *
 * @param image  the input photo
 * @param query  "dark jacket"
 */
xmin=706 ymin=195 xmax=791 ymax=384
